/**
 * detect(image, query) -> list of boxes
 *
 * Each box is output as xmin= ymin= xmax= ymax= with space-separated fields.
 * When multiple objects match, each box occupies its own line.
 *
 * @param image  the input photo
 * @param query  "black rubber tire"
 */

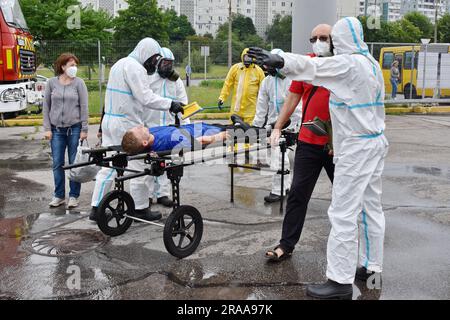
xmin=163 ymin=205 xmax=203 ymax=259
xmin=1 ymin=112 xmax=18 ymax=119
xmin=97 ymin=190 xmax=134 ymax=237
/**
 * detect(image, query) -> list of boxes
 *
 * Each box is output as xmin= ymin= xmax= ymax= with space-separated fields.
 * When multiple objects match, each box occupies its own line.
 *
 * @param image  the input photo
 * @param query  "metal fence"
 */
xmin=36 ymin=39 xmax=292 ymax=77
xmin=367 ymin=42 xmax=450 ymax=104
xmin=36 ymin=40 xmax=450 ymax=108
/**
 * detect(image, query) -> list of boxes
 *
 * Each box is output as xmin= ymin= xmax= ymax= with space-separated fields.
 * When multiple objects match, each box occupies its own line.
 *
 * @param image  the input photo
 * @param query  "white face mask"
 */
xmin=312 ymin=40 xmax=332 ymax=57
xmin=65 ymin=66 xmax=78 ymax=78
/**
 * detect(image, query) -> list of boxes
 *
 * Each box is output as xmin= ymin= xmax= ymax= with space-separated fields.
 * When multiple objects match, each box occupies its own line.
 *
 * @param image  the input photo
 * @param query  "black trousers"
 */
xmin=279 ymin=141 xmax=335 ymax=253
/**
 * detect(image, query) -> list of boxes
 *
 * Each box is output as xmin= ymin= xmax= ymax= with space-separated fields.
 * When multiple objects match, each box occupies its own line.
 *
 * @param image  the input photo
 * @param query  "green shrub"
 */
xmin=199 ymin=80 xmax=224 ymax=89
xmin=84 ymin=80 xmax=106 ymax=92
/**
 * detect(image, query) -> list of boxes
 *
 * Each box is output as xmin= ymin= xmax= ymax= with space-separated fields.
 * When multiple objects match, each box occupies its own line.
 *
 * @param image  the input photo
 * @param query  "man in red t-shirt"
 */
xmin=265 ymin=24 xmax=335 ymax=261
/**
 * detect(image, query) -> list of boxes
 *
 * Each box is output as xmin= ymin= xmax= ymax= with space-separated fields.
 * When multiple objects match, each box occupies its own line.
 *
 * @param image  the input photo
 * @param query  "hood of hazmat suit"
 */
xmin=101 ymin=38 xmax=172 ymax=147
xmin=253 ymin=49 xmax=301 ymax=131
xmin=278 ymin=17 xmax=389 ymax=285
xmin=219 ymin=48 xmax=266 ymax=124
xmin=146 ymin=47 xmax=189 ymax=127
xmin=279 ymin=17 xmax=387 ymax=155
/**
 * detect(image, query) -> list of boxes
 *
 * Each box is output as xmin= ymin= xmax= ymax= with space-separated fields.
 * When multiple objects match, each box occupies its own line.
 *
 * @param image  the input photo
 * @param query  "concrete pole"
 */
xmin=228 ymin=0 xmax=232 ymax=68
xmin=98 ymin=40 xmax=102 ymax=112
xmin=422 ymin=44 xmax=428 ymax=99
xmin=434 ymin=0 xmax=439 ymax=43
xmin=292 ymin=0 xmax=338 ymax=54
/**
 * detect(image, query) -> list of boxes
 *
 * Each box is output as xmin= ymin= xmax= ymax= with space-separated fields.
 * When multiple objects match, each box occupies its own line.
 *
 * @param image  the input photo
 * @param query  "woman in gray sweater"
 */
xmin=43 ymin=53 xmax=89 ymax=209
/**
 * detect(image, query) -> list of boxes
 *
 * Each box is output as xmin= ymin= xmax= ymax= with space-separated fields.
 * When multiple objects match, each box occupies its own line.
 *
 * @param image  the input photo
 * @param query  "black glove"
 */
xmin=247 ymin=47 xmax=285 ymax=70
xmin=170 ymin=101 xmax=185 ymax=114
xmin=218 ymin=99 xmax=224 ymax=110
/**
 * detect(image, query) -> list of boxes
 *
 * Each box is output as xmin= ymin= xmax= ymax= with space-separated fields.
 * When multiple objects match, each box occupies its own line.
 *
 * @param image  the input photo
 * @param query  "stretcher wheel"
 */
xmin=97 ymin=190 xmax=134 ymax=237
xmin=163 ymin=205 xmax=203 ymax=258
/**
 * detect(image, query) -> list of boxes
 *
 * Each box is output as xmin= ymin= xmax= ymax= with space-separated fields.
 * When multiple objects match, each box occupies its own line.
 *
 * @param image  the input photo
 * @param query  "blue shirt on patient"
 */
xmin=149 ymin=123 xmax=223 ymax=152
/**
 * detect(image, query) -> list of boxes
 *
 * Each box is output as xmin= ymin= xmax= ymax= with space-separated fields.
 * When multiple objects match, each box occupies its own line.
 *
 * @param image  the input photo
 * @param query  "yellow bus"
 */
xmin=379 ymin=44 xmax=450 ymax=99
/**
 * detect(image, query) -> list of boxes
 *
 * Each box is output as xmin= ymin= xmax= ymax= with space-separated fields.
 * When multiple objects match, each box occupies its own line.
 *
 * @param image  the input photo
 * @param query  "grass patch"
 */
xmin=176 ymin=65 xmax=229 ymax=80
xmin=38 ymin=64 xmax=228 ymax=82
xmin=186 ymin=86 xmax=230 ymax=113
xmin=37 ymin=65 xmax=112 ymax=81
xmin=22 ymin=86 xmax=229 ymax=118
xmin=199 ymin=79 xmax=225 ymax=89
xmin=88 ymin=91 xmax=103 ymax=114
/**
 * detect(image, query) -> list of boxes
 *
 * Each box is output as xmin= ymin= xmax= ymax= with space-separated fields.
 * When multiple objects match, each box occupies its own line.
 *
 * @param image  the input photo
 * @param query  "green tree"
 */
xmin=216 ymin=14 xmax=261 ymax=42
xmin=390 ymin=19 xmax=422 ymax=43
xmin=21 ymin=0 xmax=113 ymax=69
xmin=21 ymin=0 xmax=78 ymax=41
xmin=214 ymin=14 xmax=265 ymax=64
xmin=231 ymin=14 xmax=257 ymax=40
xmin=359 ymin=16 xmax=394 ymax=43
xmin=211 ymin=30 xmax=244 ymax=64
xmin=164 ymin=9 xmax=195 ymax=42
xmin=403 ymin=12 xmax=434 ymax=40
xmin=266 ymin=15 xmax=292 ymax=51
xmin=113 ymin=0 xmax=169 ymax=52
xmin=438 ymin=13 xmax=450 ymax=43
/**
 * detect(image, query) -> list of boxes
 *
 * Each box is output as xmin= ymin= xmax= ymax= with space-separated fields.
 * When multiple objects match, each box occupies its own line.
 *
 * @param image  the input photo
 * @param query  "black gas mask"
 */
xmin=157 ymin=59 xmax=180 ymax=81
xmin=266 ymin=66 xmax=286 ymax=79
xmin=243 ymin=54 xmax=252 ymax=68
xmin=143 ymin=53 xmax=162 ymax=75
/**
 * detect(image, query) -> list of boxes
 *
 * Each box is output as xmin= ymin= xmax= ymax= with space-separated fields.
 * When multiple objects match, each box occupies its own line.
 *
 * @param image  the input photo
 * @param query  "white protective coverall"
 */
xmin=91 ymin=38 xmax=173 ymax=209
xmin=278 ymin=17 xmax=389 ymax=284
xmin=252 ymin=63 xmax=302 ymax=195
xmin=137 ymin=47 xmax=189 ymax=201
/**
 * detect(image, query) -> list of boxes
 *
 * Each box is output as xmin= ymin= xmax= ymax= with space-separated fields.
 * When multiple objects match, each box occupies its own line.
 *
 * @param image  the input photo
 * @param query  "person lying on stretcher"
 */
xmin=121 ymin=123 xmax=230 ymax=154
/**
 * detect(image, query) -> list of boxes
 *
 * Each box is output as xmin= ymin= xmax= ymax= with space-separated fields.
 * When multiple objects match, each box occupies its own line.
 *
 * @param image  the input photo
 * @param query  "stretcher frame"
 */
xmin=63 ymin=121 xmax=296 ymax=258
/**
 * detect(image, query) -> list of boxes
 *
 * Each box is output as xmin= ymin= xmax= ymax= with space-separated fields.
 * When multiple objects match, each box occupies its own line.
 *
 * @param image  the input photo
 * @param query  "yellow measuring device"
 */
xmin=182 ymin=101 xmax=204 ymax=120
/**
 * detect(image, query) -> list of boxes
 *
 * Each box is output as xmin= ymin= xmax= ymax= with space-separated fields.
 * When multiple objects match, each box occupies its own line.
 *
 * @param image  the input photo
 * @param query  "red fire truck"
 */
xmin=0 ymin=0 xmax=43 ymax=119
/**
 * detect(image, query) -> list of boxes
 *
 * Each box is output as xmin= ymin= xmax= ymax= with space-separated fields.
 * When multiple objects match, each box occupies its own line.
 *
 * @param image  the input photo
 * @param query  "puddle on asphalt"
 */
xmin=0 ymin=212 xmax=385 ymax=300
xmin=0 ymin=159 xmax=50 ymax=171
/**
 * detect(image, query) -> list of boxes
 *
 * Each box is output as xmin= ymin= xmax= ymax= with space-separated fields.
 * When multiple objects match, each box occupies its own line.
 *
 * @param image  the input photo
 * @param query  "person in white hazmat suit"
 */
xmin=252 ymin=49 xmax=301 ymax=203
xmin=90 ymin=38 xmax=185 ymax=222
xmin=139 ymin=47 xmax=189 ymax=208
xmin=248 ymin=17 xmax=389 ymax=299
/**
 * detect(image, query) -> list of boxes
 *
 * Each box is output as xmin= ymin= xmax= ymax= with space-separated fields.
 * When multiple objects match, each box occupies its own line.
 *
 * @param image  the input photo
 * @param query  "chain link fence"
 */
xmin=35 ymin=40 xmax=450 ymax=113
xmin=36 ymin=39 xmax=292 ymax=78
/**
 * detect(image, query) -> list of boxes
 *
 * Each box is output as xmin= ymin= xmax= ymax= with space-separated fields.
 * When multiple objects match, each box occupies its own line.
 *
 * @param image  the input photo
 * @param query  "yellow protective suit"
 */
xmin=219 ymin=48 xmax=266 ymax=124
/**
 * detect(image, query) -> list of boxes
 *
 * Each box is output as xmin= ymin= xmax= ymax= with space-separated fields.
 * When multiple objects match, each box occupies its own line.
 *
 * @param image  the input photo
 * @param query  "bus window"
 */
xmin=382 ymin=52 xmax=394 ymax=69
xmin=404 ymin=51 xmax=418 ymax=70
xmin=395 ymin=54 xmax=403 ymax=70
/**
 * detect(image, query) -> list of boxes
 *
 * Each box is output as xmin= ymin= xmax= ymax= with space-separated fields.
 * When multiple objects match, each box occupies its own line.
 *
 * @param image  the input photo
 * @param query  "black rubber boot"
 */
xmin=306 ymin=279 xmax=353 ymax=300
xmin=133 ymin=208 xmax=162 ymax=222
xmin=355 ymin=266 xmax=377 ymax=281
xmin=264 ymin=193 xmax=281 ymax=203
xmin=89 ymin=206 xmax=98 ymax=221
xmin=157 ymin=196 xmax=174 ymax=208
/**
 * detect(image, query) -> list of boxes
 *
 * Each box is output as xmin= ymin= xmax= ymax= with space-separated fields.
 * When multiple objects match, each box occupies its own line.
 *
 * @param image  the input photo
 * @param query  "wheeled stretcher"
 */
xmin=63 ymin=116 xmax=297 ymax=258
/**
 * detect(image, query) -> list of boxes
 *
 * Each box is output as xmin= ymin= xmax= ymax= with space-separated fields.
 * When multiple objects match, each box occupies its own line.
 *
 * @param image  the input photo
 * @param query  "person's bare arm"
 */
xmin=196 ymin=131 xmax=229 ymax=145
xmin=270 ymin=91 xmax=302 ymax=146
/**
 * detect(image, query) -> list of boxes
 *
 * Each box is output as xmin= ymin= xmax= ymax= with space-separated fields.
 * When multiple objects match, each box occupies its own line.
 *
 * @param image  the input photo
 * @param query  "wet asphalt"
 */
xmin=0 ymin=115 xmax=449 ymax=300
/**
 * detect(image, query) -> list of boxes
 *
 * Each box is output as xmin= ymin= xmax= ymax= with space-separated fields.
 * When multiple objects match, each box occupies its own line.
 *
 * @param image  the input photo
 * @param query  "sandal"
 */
xmin=265 ymin=245 xmax=292 ymax=262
